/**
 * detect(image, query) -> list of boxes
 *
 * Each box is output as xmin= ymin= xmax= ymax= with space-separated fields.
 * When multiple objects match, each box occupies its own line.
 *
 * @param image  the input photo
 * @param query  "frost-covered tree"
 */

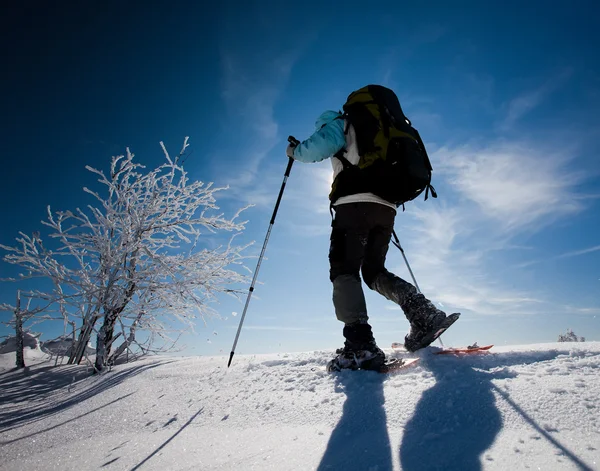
xmin=557 ymin=329 xmax=585 ymax=342
xmin=0 ymin=290 xmax=60 ymax=368
xmin=1 ymin=139 xmax=251 ymax=372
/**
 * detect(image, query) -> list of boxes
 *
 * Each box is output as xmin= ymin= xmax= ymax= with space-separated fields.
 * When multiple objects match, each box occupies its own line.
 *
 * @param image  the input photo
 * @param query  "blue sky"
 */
xmin=1 ymin=1 xmax=599 ymax=357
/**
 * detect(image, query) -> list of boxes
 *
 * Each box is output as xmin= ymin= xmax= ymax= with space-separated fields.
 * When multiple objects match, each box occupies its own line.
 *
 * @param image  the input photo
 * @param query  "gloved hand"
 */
xmin=286 ymin=142 xmax=297 ymax=159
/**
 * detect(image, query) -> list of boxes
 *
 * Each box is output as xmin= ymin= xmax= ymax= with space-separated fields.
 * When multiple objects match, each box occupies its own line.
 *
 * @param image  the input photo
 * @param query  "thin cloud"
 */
xmin=561 ymin=305 xmax=600 ymax=316
xmin=514 ymin=259 xmax=543 ymax=269
xmin=500 ymin=68 xmax=573 ymax=130
xmin=407 ymin=111 xmax=443 ymax=131
xmin=557 ymin=244 xmax=600 ymax=259
xmin=409 ymin=23 xmax=447 ymax=48
xmin=220 ymin=52 xmax=288 ymax=143
xmin=380 ymin=24 xmax=446 ymax=90
xmin=462 ymin=73 xmax=496 ymax=114
xmin=512 ymin=243 xmax=600 ymax=269
xmin=388 ymin=134 xmax=593 ymax=318
xmin=435 ymin=141 xmax=585 ymax=232
xmin=216 ymin=30 xmax=316 ymax=203
xmin=216 ymin=49 xmax=299 ymax=204
xmin=393 ymin=204 xmax=545 ymax=317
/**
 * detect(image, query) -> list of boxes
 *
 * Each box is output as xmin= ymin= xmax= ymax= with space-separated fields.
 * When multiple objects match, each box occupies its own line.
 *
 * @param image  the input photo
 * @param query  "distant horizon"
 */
xmin=1 ymin=328 xmax=596 ymax=360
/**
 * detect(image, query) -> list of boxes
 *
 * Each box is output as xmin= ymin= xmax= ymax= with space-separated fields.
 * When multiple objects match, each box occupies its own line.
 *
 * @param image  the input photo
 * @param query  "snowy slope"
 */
xmin=0 ymin=343 xmax=599 ymax=471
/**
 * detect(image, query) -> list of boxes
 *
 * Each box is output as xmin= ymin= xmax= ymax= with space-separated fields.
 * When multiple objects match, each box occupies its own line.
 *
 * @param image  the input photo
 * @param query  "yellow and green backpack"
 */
xmin=330 ymin=85 xmax=437 ymax=207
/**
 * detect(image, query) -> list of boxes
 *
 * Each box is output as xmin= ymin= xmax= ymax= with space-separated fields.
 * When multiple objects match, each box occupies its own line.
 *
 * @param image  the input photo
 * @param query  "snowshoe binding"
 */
xmin=326 ymin=340 xmax=386 ymax=372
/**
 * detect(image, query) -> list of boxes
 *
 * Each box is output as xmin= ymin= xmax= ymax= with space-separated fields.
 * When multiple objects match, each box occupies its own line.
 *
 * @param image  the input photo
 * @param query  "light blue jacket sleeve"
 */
xmin=292 ymin=111 xmax=346 ymax=163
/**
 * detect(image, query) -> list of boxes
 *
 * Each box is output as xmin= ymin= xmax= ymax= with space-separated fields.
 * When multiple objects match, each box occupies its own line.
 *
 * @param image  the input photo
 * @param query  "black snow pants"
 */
xmin=329 ymin=202 xmax=417 ymax=346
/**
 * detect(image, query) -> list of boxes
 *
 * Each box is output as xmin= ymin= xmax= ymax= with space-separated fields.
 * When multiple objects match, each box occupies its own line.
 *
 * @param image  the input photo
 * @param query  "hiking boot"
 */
xmin=326 ymin=340 xmax=386 ymax=372
xmin=403 ymin=293 xmax=447 ymax=352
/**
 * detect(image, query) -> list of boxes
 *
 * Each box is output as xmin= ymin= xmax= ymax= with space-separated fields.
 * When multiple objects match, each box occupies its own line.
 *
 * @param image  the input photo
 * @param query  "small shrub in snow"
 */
xmin=557 ymin=329 xmax=585 ymax=342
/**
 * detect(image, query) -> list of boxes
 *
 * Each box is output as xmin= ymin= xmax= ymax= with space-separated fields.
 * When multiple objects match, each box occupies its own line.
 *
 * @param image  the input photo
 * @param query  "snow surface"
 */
xmin=1 ymin=343 xmax=599 ymax=471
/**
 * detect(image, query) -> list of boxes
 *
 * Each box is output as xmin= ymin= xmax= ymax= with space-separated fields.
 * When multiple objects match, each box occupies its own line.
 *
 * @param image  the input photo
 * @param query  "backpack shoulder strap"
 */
xmin=334 ymin=149 xmax=352 ymax=169
xmin=330 ymin=113 xmax=350 ymax=165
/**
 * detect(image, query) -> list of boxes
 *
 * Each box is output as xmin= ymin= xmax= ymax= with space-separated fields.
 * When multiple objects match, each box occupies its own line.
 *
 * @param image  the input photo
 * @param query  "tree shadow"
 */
xmin=0 ymin=363 xmax=92 ymax=407
xmin=0 ymin=359 xmax=175 ymax=432
xmin=317 ymin=370 xmax=392 ymax=471
xmin=130 ymin=407 xmax=204 ymax=471
xmin=491 ymin=384 xmax=595 ymax=471
xmin=1 ymin=392 xmax=135 ymax=445
xmin=399 ymin=348 xmax=579 ymax=471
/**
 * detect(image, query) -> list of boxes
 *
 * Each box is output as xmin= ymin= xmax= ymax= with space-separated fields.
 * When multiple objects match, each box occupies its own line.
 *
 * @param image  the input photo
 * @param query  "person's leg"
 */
xmin=361 ymin=205 xmax=447 ymax=350
xmin=329 ymin=203 xmax=375 ymax=348
xmin=361 ymin=204 xmax=418 ymax=309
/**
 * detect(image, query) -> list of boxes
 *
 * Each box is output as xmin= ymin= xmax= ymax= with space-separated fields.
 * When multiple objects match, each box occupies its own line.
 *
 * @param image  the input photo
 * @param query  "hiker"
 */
xmin=286 ymin=85 xmax=450 ymax=372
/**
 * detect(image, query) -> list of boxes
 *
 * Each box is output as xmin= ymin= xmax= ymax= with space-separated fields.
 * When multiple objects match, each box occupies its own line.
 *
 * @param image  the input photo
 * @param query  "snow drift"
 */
xmin=0 ymin=342 xmax=599 ymax=470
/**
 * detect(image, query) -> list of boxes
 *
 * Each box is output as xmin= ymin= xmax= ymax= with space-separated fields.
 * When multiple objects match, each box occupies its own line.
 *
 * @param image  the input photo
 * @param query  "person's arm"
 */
xmin=292 ymin=118 xmax=345 ymax=163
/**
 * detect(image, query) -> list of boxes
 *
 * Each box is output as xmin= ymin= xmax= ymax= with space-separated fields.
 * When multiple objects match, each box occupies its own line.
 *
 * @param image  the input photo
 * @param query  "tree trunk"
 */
xmin=93 ymin=275 xmax=137 ymax=372
xmin=95 ymin=311 xmax=119 ymax=372
xmin=15 ymin=291 xmax=25 ymax=369
xmin=68 ymin=306 xmax=100 ymax=365
xmin=69 ymin=318 xmax=91 ymax=364
xmin=108 ymin=311 xmax=143 ymax=365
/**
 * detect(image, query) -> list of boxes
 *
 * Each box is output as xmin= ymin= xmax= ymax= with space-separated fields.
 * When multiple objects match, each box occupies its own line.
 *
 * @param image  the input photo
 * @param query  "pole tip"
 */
xmin=227 ymin=351 xmax=235 ymax=368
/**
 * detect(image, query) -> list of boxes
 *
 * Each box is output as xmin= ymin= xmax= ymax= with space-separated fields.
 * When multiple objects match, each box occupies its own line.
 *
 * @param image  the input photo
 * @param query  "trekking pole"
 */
xmin=391 ymin=230 xmax=445 ymax=347
xmin=227 ymin=136 xmax=299 ymax=367
xmin=391 ymin=230 xmax=421 ymax=293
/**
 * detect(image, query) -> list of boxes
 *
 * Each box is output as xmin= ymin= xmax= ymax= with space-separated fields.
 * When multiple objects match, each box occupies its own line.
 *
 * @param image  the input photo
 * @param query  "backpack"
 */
xmin=329 ymin=85 xmax=437 ymax=207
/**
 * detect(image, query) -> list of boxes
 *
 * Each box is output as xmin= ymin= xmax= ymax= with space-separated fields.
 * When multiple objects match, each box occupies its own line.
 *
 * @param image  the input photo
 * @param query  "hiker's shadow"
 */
xmin=399 ymin=353 xmax=510 ymax=471
xmin=318 ymin=370 xmax=392 ymax=471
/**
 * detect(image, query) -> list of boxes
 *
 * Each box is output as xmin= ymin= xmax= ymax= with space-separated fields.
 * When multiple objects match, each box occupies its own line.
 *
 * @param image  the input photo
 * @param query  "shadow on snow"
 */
xmin=0 ymin=359 xmax=175 ymax=433
xmin=399 ymin=352 xmax=505 ymax=471
xmin=130 ymin=407 xmax=205 ymax=471
xmin=317 ymin=370 xmax=392 ymax=471
xmin=317 ymin=347 xmax=590 ymax=471
xmin=399 ymin=348 xmax=593 ymax=471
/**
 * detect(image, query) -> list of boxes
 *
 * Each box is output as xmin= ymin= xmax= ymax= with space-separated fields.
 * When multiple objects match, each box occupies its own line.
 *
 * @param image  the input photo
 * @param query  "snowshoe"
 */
xmin=326 ymin=341 xmax=386 ymax=372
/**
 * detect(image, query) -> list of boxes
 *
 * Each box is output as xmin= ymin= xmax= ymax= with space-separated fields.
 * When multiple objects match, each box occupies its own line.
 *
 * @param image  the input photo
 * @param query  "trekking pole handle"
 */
xmin=286 ymin=136 xmax=299 ymax=176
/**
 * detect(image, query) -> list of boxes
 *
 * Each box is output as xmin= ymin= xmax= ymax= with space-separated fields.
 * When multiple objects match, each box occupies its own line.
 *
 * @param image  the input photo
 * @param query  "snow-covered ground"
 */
xmin=1 ymin=342 xmax=599 ymax=471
